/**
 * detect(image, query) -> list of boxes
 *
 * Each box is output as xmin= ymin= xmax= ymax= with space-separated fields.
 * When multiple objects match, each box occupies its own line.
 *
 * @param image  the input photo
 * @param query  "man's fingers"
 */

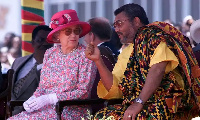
xmin=88 ymin=44 xmax=94 ymax=50
xmin=132 ymin=115 xmax=135 ymax=120
xmin=123 ymin=110 xmax=136 ymax=120
xmin=86 ymin=44 xmax=94 ymax=55
xmin=90 ymin=41 xmax=94 ymax=45
xmin=123 ymin=111 xmax=131 ymax=120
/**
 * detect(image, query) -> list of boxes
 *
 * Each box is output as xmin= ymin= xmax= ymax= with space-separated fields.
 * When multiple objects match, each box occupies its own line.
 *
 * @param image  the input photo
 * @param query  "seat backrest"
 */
xmin=0 ymin=69 xmax=14 ymax=119
xmin=0 ymin=73 xmax=7 ymax=120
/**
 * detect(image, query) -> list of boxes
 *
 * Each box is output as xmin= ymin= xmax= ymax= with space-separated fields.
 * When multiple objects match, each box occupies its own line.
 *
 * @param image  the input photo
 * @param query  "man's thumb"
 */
xmin=90 ymin=41 xmax=94 ymax=45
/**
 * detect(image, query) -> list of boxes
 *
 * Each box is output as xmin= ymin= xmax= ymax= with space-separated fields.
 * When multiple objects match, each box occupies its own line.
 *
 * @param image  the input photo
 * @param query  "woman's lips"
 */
xmin=70 ymin=40 xmax=76 ymax=41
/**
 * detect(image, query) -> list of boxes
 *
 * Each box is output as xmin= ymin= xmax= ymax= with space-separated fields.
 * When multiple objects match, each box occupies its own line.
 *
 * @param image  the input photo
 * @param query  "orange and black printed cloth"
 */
xmin=94 ymin=22 xmax=200 ymax=120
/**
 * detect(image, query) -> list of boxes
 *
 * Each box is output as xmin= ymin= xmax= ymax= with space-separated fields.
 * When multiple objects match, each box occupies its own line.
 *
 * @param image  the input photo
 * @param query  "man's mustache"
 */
xmin=117 ymin=32 xmax=123 ymax=36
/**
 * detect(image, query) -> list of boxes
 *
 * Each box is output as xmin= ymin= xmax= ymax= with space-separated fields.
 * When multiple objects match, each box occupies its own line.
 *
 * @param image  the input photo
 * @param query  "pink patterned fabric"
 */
xmin=8 ymin=44 xmax=97 ymax=120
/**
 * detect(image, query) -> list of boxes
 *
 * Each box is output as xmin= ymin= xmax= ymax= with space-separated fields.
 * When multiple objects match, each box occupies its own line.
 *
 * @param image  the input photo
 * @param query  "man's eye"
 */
xmin=117 ymin=21 xmax=122 ymax=25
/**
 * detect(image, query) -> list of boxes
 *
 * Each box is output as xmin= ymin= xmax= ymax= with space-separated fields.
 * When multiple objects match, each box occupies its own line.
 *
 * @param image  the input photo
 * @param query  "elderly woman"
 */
xmin=8 ymin=9 xmax=96 ymax=120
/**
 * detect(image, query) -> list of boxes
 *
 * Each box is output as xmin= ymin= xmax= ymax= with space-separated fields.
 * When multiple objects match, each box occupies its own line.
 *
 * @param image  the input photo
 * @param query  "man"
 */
xmin=86 ymin=3 xmax=200 ymax=120
xmin=11 ymin=25 xmax=53 ymax=115
xmin=84 ymin=17 xmax=116 ymax=113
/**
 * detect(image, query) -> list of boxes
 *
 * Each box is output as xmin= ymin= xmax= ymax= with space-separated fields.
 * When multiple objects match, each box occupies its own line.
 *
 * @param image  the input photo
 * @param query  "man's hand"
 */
xmin=123 ymin=103 xmax=143 ymax=120
xmin=85 ymin=42 xmax=101 ymax=62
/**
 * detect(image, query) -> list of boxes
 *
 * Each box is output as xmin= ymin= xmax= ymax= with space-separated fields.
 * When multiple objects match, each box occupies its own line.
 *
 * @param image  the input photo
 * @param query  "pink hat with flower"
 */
xmin=47 ymin=9 xmax=91 ymax=43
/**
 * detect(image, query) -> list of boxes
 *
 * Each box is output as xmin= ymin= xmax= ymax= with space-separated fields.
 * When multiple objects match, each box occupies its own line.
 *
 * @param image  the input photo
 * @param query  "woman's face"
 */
xmin=59 ymin=25 xmax=81 ymax=48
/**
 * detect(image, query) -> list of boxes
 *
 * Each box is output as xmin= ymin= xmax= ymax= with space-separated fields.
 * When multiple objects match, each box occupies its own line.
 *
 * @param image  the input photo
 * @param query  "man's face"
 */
xmin=113 ymin=12 xmax=137 ymax=44
xmin=32 ymin=30 xmax=53 ymax=51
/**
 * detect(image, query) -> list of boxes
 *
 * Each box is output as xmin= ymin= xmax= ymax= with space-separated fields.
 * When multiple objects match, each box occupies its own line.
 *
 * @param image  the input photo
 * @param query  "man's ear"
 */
xmin=133 ymin=17 xmax=141 ymax=27
xmin=90 ymin=32 xmax=95 ymax=43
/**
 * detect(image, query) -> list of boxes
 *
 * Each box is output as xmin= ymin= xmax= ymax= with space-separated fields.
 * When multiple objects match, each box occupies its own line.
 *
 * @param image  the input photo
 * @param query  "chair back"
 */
xmin=0 ymin=69 xmax=14 ymax=119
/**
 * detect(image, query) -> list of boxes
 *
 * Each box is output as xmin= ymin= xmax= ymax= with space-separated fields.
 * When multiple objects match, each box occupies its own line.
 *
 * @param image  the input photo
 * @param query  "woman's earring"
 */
xmin=53 ymin=38 xmax=60 ymax=42
xmin=52 ymin=31 xmax=60 ymax=42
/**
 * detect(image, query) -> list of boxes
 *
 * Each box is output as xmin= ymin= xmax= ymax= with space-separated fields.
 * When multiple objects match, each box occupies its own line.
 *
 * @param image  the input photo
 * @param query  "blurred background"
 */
xmin=1 ymin=0 xmax=200 ymax=42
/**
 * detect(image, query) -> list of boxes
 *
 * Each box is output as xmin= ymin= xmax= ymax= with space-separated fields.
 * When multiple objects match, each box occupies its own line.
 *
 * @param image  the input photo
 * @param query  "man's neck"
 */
xmin=33 ymin=51 xmax=45 ymax=64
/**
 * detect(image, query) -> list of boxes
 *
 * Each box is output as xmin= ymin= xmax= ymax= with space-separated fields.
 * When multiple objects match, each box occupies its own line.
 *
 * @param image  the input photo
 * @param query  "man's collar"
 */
xmin=97 ymin=42 xmax=104 ymax=46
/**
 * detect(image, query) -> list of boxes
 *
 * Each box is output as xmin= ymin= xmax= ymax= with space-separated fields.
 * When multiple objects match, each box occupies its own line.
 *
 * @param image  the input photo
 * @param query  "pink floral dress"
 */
xmin=8 ymin=44 xmax=97 ymax=120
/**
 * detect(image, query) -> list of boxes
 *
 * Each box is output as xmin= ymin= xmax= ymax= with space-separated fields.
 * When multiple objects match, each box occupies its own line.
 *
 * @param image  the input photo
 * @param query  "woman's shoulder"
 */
xmin=47 ymin=45 xmax=60 ymax=52
xmin=45 ymin=45 xmax=60 ymax=56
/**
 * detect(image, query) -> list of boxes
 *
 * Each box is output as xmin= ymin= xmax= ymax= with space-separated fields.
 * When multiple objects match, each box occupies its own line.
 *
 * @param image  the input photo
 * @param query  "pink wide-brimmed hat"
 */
xmin=47 ymin=9 xmax=91 ymax=43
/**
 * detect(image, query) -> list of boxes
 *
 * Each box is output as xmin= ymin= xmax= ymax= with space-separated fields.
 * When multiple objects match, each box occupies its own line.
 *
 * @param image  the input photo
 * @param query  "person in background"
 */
xmin=102 ymin=28 xmax=122 ymax=58
xmin=7 ymin=36 xmax=22 ymax=66
xmin=182 ymin=15 xmax=194 ymax=37
xmin=8 ymin=9 xmax=96 ymax=120
xmin=190 ymin=19 xmax=200 ymax=67
xmin=0 ymin=49 xmax=11 ymax=74
xmin=0 ymin=62 xmax=4 ymax=92
xmin=84 ymin=17 xmax=116 ymax=113
xmin=1 ymin=32 xmax=16 ymax=51
xmin=86 ymin=3 xmax=200 ymax=119
xmin=10 ymin=25 xmax=53 ymax=115
xmin=11 ymin=36 xmax=22 ymax=57
xmin=0 ymin=33 xmax=16 ymax=73
xmin=7 ymin=48 xmax=19 ymax=66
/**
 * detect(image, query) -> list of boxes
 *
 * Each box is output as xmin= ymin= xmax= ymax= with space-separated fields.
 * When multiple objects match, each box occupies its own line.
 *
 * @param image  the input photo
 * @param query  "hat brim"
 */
xmin=47 ymin=21 xmax=91 ymax=43
xmin=190 ymin=19 xmax=200 ymax=43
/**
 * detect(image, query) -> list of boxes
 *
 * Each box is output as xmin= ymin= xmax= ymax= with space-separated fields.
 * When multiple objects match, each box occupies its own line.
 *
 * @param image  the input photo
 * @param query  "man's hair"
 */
xmin=114 ymin=3 xmax=149 ymax=25
xmin=88 ymin=17 xmax=112 ymax=41
xmin=32 ymin=25 xmax=52 ymax=40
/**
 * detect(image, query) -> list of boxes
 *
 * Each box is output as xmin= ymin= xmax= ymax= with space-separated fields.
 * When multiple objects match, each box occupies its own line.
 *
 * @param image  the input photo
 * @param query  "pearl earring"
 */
xmin=53 ymin=38 xmax=60 ymax=42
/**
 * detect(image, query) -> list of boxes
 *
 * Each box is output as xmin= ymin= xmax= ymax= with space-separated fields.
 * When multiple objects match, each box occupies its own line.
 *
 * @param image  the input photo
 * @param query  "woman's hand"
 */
xmin=123 ymin=103 xmax=143 ymax=120
xmin=23 ymin=95 xmax=37 ymax=112
xmin=25 ymin=93 xmax=58 ymax=111
xmin=85 ymin=42 xmax=101 ymax=62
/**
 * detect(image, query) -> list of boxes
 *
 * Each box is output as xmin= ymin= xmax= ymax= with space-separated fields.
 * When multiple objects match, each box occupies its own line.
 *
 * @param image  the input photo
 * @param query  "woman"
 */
xmin=8 ymin=9 xmax=97 ymax=120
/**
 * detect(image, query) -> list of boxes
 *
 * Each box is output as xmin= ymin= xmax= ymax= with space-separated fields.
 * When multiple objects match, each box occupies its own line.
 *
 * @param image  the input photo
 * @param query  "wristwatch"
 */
xmin=135 ymin=98 xmax=144 ymax=105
